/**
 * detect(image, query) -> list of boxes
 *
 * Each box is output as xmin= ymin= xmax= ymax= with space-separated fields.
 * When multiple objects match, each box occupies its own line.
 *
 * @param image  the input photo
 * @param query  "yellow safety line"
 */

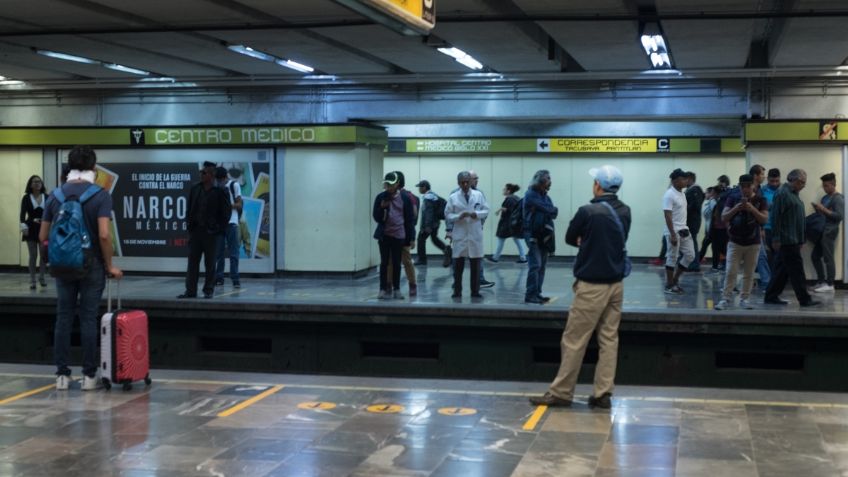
xmin=523 ymin=405 xmax=548 ymax=431
xmin=0 ymin=384 xmax=55 ymax=405
xmin=217 ymin=384 xmax=284 ymax=417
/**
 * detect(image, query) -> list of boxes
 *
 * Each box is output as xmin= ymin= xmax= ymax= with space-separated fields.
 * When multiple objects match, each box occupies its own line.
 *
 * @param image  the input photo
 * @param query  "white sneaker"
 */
xmin=739 ymin=299 xmax=753 ymax=309
xmin=377 ymin=290 xmax=391 ymax=300
xmin=81 ymin=375 xmax=99 ymax=391
xmin=56 ymin=375 xmax=70 ymax=391
xmin=715 ymin=299 xmax=729 ymax=310
xmin=392 ymin=290 xmax=405 ymax=299
xmin=814 ymin=283 xmax=835 ymax=293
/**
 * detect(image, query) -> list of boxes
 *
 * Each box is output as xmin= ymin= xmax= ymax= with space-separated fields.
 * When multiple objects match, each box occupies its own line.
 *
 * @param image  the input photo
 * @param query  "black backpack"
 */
xmin=509 ymin=198 xmax=524 ymax=237
xmin=434 ymin=196 xmax=447 ymax=221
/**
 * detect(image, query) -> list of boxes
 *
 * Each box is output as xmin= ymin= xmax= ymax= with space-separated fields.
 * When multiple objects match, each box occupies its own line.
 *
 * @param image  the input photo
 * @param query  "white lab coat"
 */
xmin=445 ymin=188 xmax=489 ymax=258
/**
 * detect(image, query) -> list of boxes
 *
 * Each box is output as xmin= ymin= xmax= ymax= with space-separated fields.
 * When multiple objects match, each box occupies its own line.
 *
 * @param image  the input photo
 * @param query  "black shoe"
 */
xmin=39 ymin=279 xmax=48 ymax=287
xmin=764 ymin=297 xmax=789 ymax=305
xmin=525 ymin=296 xmax=544 ymax=305
xmin=233 ymin=282 xmax=241 ymax=289
xmin=442 ymin=247 xmax=452 ymax=268
xmin=215 ymin=279 xmax=225 ymax=286
xmin=29 ymin=283 xmax=36 ymax=290
xmin=471 ymin=293 xmax=483 ymax=298
xmin=203 ymin=292 xmax=214 ymax=299
xmin=451 ymin=292 xmax=461 ymax=298
xmin=485 ymin=256 xmax=498 ymax=263
xmin=480 ymin=280 xmax=495 ymax=288
xmin=516 ymin=258 xmax=528 ymax=263
xmin=177 ymin=293 xmax=197 ymax=299
xmin=588 ymin=393 xmax=612 ymax=409
xmin=800 ymin=300 xmax=821 ymax=307
xmin=529 ymin=392 xmax=571 ymax=407
xmin=538 ymin=295 xmax=551 ymax=303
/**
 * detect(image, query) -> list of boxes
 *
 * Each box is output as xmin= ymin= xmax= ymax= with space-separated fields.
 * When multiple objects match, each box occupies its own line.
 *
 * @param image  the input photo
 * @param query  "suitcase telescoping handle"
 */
xmin=107 ymin=278 xmax=122 ymax=312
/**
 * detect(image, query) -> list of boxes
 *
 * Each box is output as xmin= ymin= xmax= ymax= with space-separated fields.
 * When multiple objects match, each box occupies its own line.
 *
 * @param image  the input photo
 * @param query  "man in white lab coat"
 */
xmin=445 ymin=171 xmax=489 ymax=298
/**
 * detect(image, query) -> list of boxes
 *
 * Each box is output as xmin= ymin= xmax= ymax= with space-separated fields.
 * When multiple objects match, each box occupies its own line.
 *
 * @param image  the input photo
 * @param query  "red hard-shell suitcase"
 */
xmin=100 ymin=280 xmax=151 ymax=391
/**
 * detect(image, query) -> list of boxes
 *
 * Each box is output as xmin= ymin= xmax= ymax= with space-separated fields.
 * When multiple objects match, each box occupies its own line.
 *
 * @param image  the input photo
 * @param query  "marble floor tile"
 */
xmin=754 ymin=454 xmax=841 ymax=477
xmin=597 ymin=443 xmax=677 ymax=469
xmin=678 ymin=437 xmax=754 ymax=461
xmin=595 ymin=467 xmax=676 ymax=477
xmin=608 ymin=423 xmax=679 ymax=446
xmin=676 ymin=457 xmax=759 ymax=477
xmin=194 ymin=458 xmax=281 ymax=476
xmin=430 ymin=454 xmax=522 ymax=477
xmin=309 ymin=429 xmax=394 ymax=455
xmin=264 ymin=450 xmax=367 ymax=477
xmin=679 ymin=416 xmax=752 ymax=440
xmin=511 ymin=451 xmax=598 ymax=477
xmin=213 ymin=437 xmax=309 ymax=461
xmin=115 ymin=444 xmax=226 ymax=472
xmin=541 ymin=410 xmax=613 ymax=434
xmin=387 ymin=424 xmax=470 ymax=449
xmin=352 ymin=443 xmax=451 ymax=475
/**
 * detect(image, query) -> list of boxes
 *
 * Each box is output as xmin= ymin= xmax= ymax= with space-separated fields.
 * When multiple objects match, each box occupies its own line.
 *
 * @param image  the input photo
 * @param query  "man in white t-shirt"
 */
xmin=214 ymin=167 xmax=243 ymax=288
xmin=662 ymin=168 xmax=695 ymax=294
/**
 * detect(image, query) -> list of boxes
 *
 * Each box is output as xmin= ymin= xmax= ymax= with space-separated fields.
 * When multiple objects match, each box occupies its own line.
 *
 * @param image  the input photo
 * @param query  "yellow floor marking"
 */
xmin=0 ymin=384 xmax=55 ymax=405
xmin=217 ymin=384 xmax=284 ymax=417
xmin=366 ymin=403 xmax=404 ymax=414
xmin=546 ymin=296 xmax=560 ymax=304
xmin=523 ymin=405 xmax=548 ymax=431
xmin=1 ymin=373 xmax=847 ymax=409
xmin=438 ymin=407 xmax=477 ymax=416
xmin=706 ymin=299 xmax=714 ymax=309
xmin=297 ymin=401 xmax=337 ymax=411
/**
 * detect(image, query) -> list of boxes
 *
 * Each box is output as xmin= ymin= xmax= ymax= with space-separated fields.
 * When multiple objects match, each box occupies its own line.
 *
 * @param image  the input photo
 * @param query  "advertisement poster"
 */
xmin=59 ymin=148 xmax=274 ymax=272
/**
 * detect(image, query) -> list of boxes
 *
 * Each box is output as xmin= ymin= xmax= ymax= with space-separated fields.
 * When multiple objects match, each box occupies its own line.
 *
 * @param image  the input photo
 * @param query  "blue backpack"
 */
xmin=48 ymin=184 xmax=102 ymax=279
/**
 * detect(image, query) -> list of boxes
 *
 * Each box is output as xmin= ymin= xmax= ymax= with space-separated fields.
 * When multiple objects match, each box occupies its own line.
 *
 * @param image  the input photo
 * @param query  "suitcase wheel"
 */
xmin=102 ymin=378 xmax=112 ymax=391
xmin=122 ymin=382 xmax=132 ymax=391
xmin=144 ymin=374 xmax=152 ymax=386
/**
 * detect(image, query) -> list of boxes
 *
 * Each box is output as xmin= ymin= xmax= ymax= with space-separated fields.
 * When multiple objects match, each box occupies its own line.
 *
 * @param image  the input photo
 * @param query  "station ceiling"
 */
xmin=0 ymin=0 xmax=846 ymax=90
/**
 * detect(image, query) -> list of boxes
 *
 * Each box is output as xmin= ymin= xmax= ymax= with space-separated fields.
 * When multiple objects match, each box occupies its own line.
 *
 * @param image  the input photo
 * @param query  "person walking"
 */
xmin=39 ymin=145 xmax=123 ymax=391
xmin=810 ymin=172 xmax=844 ymax=292
xmin=178 ymin=161 xmax=230 ymax=299
xmin=764 ymin=169 xmax=819 ymax=307
xmin=414 ymin=180 xmax=447 ymax=266
xmin=529 ymin=165 xmax=630 ymax=409
xmin=489 ymin=183 xmax=526 ymax=263
xmin=20 ymin=175 xmax=49 ymax=289
xmin=715 ymin=174 xmax=768 ymax=310
xmin=523 ymin=170 xmax=558 ymax=304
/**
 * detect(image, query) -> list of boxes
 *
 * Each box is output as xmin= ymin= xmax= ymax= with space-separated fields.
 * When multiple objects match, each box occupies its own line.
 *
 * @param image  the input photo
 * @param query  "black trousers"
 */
xmin=186 ymin=230 xmax=221 ymax=295
xmin=453 ymin=257 xmax=481 ymax=296
xmin=379 ymin=237 xmax=404 ymax=291
xmin=765 ymin=243 xmax=812 ymax=304
xmin=710 ymin=228 xmax=728 ymax=269
xmin=416 ymin=228 xmax=446 ymax=263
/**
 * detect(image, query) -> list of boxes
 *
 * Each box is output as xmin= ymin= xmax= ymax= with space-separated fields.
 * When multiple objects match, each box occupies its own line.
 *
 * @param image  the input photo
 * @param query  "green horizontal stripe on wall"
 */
xmin=0 ymin=129 xmax=128 ymax=145
xmin=745 ymin=122 xmax=821 ymax=141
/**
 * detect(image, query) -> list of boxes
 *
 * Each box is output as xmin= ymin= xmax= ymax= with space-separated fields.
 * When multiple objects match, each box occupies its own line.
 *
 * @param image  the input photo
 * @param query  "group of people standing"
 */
xmin=659 ymin=165 xmax=843 ymax=309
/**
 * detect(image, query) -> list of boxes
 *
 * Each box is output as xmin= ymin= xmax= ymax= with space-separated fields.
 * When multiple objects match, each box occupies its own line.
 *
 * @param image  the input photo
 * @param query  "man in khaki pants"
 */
xmin=530 ymin=165 xmax=630 ymax=410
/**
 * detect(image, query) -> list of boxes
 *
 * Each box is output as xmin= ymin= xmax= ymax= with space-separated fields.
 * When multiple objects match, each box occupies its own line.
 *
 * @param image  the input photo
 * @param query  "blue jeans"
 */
xmin=54 ymin=260 xmax=106 ymax=378
xmin=493 ymin=237 xmax=526 ymax=261
xmin=525 ymin=239 xmax=547 ymax=299
xmin=215 ymin=223 xmax=240 ymax=284
xmin=756 ymin=235 xmax=771 ymax=288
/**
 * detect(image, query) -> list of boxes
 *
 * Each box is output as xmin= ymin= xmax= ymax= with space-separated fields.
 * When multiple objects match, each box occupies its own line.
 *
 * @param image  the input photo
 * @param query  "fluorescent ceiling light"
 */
xmin=103 ymin=63 xmax=150 ymax=76
xmin=640 ymin=34 xmax=673 ymax=69
xmin=228 ymin=45 xmax=276 ymax=62
xmin=437 ymin=47 xmax=483 ymax=70
xmin=277 ymin=59 xmax=314 ymax=73
xmin=36 ymin=49 xmax=97 ymax=64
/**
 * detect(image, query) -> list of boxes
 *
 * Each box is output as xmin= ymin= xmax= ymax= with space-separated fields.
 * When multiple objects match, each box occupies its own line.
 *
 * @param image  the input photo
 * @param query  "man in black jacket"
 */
xmin=530 ymin=165 xmax=630 ymax=410
xmin=178 ymin=161 xmax=231 ymax=299
xmin=684 ymin=171 xmax=705 ymax=270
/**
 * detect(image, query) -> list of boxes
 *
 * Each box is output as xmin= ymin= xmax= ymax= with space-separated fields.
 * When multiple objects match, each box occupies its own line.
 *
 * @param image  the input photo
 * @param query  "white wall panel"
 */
xmin=0 ymin=149 xmax=44 ymax=267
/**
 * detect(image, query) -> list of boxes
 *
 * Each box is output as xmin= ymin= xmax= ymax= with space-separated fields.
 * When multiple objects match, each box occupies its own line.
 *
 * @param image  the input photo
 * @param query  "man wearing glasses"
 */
xmin=178 ymin=161 xmax=230 ymax=299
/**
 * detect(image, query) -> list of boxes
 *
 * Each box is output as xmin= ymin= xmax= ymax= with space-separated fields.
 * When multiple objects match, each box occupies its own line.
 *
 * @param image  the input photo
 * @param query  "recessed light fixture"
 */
xmin=228 ymin=44 xmax=318 ymax=74
xmin=36 ymin=49 xmax=97 ymax=64
xmin=437 ymin=46 xmax=483 ymax=70
xmin=639 ymin=18 xmax=673 ymax=70
xmin=103 ymin=63 xmax=150 ymax=76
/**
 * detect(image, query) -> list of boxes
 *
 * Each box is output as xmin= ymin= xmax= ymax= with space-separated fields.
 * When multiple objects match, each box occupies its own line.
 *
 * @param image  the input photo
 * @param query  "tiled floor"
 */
xmin=1 ymin=364 xmax=847 ymax=477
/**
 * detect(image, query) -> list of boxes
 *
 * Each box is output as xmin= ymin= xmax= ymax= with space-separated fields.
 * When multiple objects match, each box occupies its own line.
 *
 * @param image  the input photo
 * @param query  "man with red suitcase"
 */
xmin=40 ymin=145 xmax=123 ymax=391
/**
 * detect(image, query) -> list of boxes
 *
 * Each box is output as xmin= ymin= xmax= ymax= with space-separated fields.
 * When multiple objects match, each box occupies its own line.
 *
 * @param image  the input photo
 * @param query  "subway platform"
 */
xmin=0 ymin=363 xmax=847 ymax=476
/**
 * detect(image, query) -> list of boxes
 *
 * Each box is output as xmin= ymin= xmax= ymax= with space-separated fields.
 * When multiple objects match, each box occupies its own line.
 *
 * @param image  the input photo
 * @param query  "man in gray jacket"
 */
xmin=810 ymin=172 xmax=844 ymax=292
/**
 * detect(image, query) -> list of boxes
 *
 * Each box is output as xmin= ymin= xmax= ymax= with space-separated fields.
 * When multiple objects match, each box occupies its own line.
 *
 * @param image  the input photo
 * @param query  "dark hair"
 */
xmin=505 ymin=183 xmax=520 ymax=194
xmin=202 ymin=161 xmax=216 ymax=169
xmin=685 ymin=171 xmax=696 ymax=181
xmin=717 ymin=175 xmax=730 ymax=186
xmin=214 ymin=166 xmax=228 ymax=179
xmin=767 ymin=168 xmax=780 ymax=178
xmin=68 ymin=145 xmax=97 ymax=171
xmin=749 ymin=164 xmax=765 ymax=176
xmin=394 ymin=170 xmax=406 ymax=188
xmin=821 ymin=172 xmax=836 ymax=183
xmin=25 ymin=175 xmax=45 ymax=194
xmin=706 ymin=186 xmax=715 ymax=194
xmin=670 ymin=168 xmax=686 ymax=180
